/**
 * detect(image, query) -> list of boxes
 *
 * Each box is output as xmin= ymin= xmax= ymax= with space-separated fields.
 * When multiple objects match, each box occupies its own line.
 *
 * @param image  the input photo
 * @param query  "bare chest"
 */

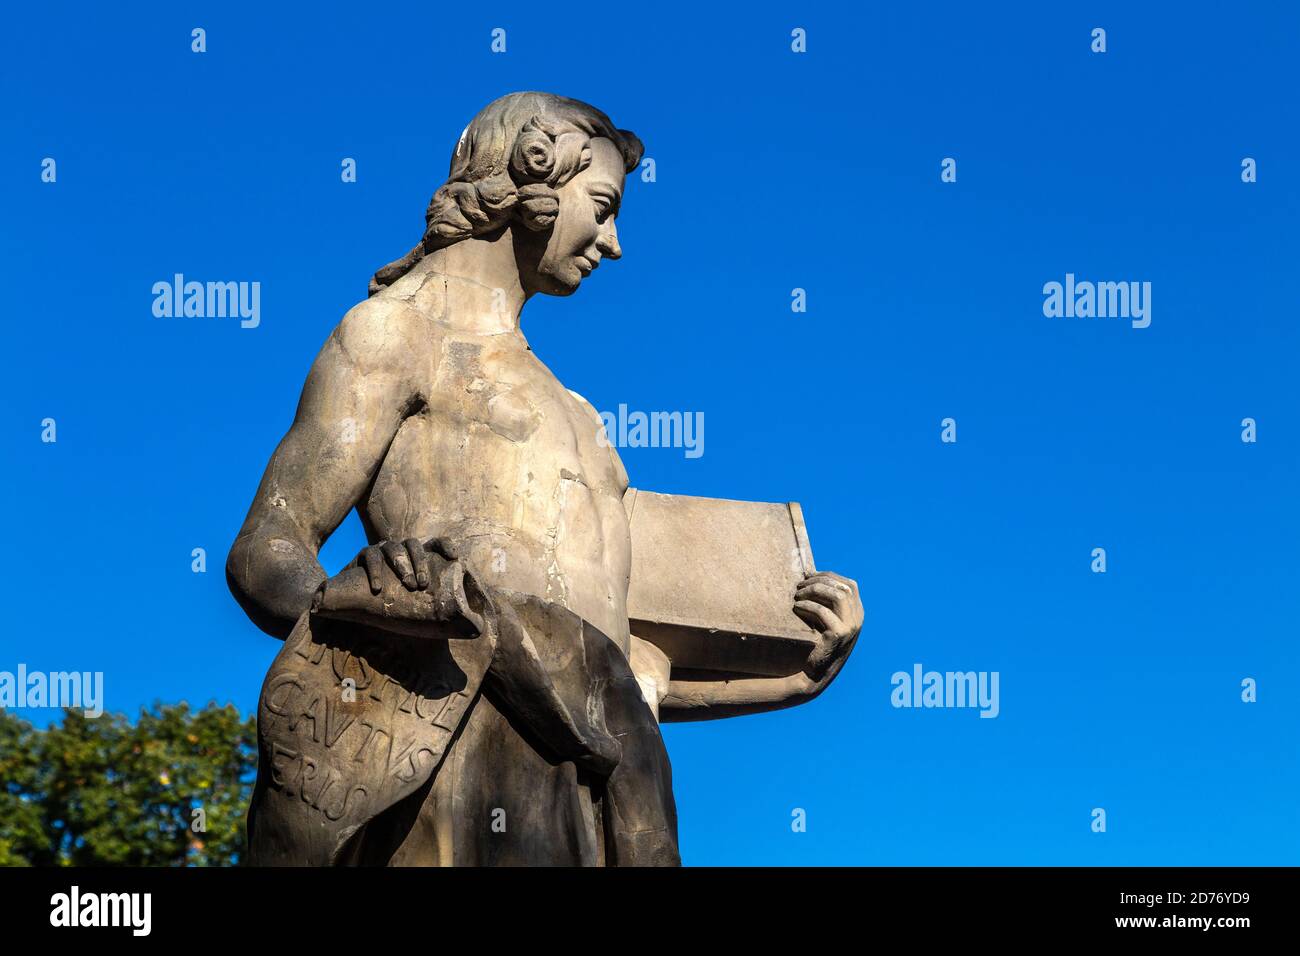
xmin=362 ymin=333 xmax=633 ymax=648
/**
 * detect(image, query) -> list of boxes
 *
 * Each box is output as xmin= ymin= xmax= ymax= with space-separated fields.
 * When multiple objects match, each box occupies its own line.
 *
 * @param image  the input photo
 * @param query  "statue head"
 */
xmin=370 ymin=92 xmax=643 ymax=297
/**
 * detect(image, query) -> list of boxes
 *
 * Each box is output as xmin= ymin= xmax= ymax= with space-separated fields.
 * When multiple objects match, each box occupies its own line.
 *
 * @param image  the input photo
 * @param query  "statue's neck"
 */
xmin=404 ymin=230 xmax=530 ymax=336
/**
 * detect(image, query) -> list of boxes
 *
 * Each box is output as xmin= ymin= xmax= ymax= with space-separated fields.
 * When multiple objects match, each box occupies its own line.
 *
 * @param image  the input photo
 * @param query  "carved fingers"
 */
xmin=794 ymin=571 xmax=864 ymax=685
xmin=378 ymin=539 xmax=421 ymax=590
xmin=794 ymin=572 xmax=863 ymax=639
xmin=320 ymin=536 xmax=487 ymax=640
xmin=360 ymin=537 xmax=467 ymax=595
xmin=427 ymin=536 xmax=461 ymax=562
xmin=360 ymin=545 xmax=387 ymax=595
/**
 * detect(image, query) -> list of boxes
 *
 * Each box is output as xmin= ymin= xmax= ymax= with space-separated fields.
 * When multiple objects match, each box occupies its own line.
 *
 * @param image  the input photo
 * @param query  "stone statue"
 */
xmin=227 ymin=92 xmax=864 ymax=866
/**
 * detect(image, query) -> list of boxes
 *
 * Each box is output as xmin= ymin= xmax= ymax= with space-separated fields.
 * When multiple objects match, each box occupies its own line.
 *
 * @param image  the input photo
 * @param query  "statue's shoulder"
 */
xmin=566 ymin=388 xmax=601 ymax=424
xmin=329 ymin=293 xmax=438 ymax=374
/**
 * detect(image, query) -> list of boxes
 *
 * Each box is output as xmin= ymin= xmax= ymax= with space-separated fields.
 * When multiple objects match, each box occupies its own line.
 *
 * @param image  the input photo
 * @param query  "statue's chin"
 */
xmin=535 ymin=263 xmax=583 ymax=296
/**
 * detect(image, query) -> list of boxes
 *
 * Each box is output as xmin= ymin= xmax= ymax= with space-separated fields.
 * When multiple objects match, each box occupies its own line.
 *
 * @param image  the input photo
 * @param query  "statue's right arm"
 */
xmin=227 ymin=299 xmax=426 ymax=638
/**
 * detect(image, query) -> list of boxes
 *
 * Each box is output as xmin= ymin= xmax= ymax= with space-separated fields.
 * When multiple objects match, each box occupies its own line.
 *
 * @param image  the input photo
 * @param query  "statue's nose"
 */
xmin=597 ymin=223 xmax=621 ymax=260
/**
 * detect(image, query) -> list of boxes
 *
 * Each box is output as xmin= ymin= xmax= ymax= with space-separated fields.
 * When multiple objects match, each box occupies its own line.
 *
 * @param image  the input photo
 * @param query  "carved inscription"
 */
xmin=254 ymin=613 xmax=492 ymax=831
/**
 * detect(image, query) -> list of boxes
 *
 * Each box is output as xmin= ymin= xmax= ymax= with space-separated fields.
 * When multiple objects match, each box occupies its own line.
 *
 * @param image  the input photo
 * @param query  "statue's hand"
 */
xmin=794 ymin=571 xmax=864 ymax=687
xmin=311 ymin=537 xmax=489 ymax=639
xmin=350 ymin=537 xmax=465 ymax=594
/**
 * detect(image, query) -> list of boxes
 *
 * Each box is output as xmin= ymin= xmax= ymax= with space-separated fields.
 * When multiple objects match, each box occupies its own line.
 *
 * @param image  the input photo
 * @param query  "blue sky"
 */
xmin=2 ymin=1 xmax=1297 ymax=864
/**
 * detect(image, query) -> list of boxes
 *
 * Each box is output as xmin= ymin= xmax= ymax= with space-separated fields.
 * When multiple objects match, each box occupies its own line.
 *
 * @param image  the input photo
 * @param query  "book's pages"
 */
xmin=624 ymin=490 xmax=819 ymax=679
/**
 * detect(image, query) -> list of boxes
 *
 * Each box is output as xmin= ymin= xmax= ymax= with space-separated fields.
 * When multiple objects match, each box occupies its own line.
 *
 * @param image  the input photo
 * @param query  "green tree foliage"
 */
xmin=0 ymin=703 xmax=256 ymax=866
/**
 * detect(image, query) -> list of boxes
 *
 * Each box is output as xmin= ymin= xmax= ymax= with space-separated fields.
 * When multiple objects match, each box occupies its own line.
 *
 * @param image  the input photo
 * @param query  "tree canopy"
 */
xmin=0 ymin=703 xmax=255 ymax=866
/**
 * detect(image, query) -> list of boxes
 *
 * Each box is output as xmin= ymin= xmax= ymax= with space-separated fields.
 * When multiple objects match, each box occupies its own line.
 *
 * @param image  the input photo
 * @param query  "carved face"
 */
xmin=520 ymin=137 xmax=625 ymax=296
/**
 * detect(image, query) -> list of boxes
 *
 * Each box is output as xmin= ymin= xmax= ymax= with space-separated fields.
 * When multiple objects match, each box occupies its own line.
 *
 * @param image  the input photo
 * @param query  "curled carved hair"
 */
xmin=369 ymin=92 xmax=643 ymax=295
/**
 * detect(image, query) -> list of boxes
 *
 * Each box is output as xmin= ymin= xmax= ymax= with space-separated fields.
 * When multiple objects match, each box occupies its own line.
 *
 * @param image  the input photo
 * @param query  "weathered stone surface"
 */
xmin=228 ymin=91 xmax=865 ymax=865
xmin=626 ymin=491 xmax=819 ymax=679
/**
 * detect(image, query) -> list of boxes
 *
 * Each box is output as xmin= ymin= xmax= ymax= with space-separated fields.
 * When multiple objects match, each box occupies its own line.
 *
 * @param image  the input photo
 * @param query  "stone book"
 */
xmin=624 ymin=490 xmax=819 ymax=679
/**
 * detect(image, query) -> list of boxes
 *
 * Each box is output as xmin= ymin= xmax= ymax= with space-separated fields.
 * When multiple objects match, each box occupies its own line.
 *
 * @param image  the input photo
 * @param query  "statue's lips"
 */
xmin=575 ymin=255 xmax=597 ymax=275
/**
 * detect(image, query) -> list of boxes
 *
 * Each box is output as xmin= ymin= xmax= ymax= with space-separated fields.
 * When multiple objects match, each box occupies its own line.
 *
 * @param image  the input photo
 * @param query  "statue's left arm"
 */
xmin=654 ymin=571 xmax=863 ymax=722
